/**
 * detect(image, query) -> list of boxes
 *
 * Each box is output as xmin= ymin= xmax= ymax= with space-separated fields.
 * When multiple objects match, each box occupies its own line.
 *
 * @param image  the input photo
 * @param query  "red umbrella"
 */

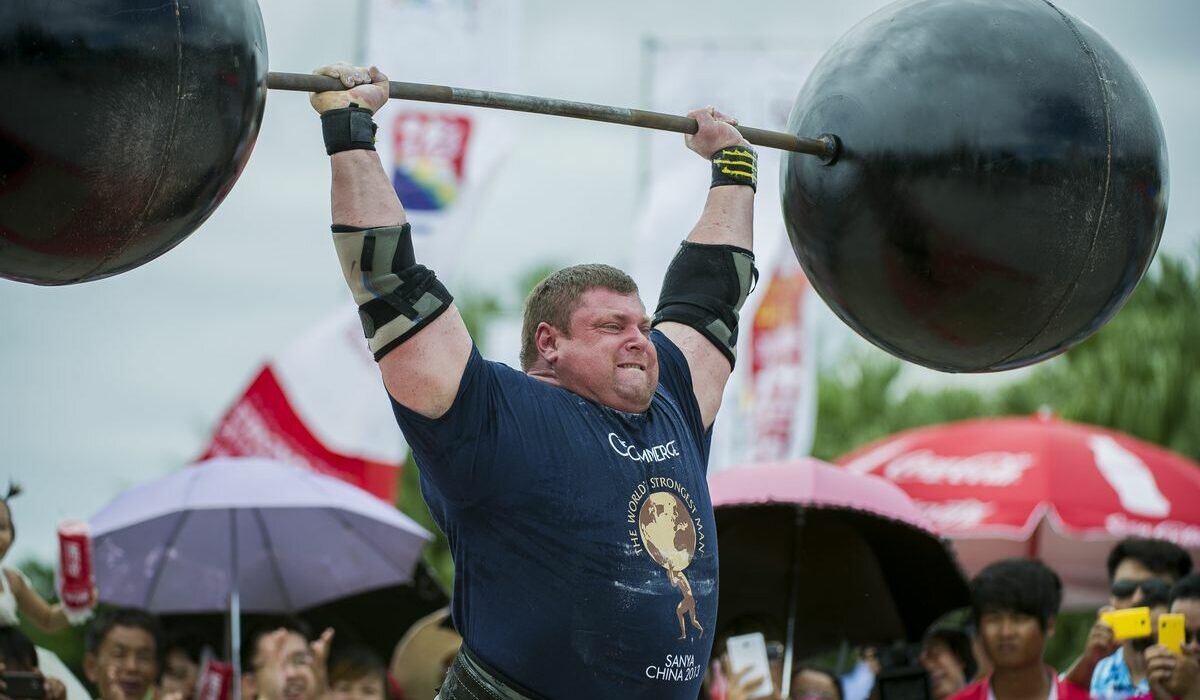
xmin=710 ymin=459 xmax=969 ymax=696
xmin=836 ymin=413 xmax=1200 ymax=606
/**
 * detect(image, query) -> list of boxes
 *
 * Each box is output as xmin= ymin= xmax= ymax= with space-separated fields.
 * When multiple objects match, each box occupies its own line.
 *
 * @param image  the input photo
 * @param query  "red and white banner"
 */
xmin=202 ymin=308 xmax=403 ymax=500
xmin=630 ymin=42 xmax=826 ymax=472
xmin=201 ymin=0 xmax=525 ymax=499
xmin=838 ymin=414 xmax=1200 ymax=605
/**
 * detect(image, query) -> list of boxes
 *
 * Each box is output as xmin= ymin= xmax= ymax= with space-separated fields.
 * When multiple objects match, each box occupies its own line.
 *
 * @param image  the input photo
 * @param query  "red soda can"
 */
xmin=57 ymin=520 xmax=95 ymax=610
xmin=196 ymin=660 xmax=233 ymax=700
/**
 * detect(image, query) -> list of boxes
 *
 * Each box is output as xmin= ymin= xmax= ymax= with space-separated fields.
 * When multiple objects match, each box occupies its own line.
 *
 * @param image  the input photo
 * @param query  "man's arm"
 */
xmin=312 ymin=64 xmax=472 ymax=419
xmin=656 ymin=108 xmax=755 ymax=429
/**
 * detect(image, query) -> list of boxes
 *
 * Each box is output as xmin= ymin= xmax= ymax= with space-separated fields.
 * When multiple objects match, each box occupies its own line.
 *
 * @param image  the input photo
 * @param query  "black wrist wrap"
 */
xmin=710 ymin=145 xmax=758 ymax=191
xmin=321 ymin=104 xmax=378 ymax=155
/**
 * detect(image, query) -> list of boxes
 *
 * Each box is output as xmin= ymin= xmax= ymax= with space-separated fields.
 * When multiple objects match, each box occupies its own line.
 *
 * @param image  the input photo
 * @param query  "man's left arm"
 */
xmin=655 ymin=107 xmax=756 ymax=429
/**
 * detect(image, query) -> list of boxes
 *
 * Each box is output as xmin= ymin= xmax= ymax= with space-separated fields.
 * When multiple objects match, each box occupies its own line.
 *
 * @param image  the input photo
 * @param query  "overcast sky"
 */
xmin=2 ymin=0 xmax=1197 ymax=567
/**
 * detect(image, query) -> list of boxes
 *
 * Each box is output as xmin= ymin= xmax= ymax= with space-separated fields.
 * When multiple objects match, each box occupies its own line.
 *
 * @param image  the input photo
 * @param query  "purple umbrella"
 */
xmin=90 ymin=457 xmax=432 ymax=700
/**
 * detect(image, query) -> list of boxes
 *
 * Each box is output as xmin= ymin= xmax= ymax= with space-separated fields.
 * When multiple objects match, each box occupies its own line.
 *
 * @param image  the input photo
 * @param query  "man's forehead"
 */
xmin=576 ymin=288 xmax=647 ymax=318
xmin=104 ymin=625 xmax=156 ymax=649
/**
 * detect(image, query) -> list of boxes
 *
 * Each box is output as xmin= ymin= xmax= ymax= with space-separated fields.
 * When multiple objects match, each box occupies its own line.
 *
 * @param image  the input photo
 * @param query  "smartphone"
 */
xmin=726 ymin=632 xmax=774 ymax=699
xmin=1101 ymin=607 xmax=1152 ymax=641
xmin=1159 ymin=613 xmax=1186 ymax=655
xmin=1 ymin=671 xmax=46 ymax=700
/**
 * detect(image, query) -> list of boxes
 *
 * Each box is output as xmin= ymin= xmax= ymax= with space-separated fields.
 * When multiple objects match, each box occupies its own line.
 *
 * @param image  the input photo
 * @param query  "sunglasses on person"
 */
xmin=1110 ymin=578 xmax=1171 ymax=599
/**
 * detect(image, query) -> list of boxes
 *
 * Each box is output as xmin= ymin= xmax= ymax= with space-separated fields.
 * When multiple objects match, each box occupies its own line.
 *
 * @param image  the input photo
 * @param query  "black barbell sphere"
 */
xmin=0 ymin=0 xmax=267 ymax=285
xmin=781 ymin=0 xmax=1168 ymax=372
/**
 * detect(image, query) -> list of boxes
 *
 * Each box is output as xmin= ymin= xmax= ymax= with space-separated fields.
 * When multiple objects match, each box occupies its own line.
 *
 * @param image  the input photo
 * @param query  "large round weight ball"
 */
xmin=0 ymin=0 xmax=267 ymax=285
xmin=781 ymin=0 xmax=1168 ymax=372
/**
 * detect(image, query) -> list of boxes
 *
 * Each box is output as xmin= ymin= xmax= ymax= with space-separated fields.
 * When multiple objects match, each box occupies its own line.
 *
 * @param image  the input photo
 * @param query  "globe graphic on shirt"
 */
xmin=638 ymin=491 xmax=697 ymax=573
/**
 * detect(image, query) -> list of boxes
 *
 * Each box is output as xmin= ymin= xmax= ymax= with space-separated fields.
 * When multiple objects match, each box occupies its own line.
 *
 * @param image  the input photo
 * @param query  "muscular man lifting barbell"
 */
xmin=309 ymin=62 xmax=757 ymax=700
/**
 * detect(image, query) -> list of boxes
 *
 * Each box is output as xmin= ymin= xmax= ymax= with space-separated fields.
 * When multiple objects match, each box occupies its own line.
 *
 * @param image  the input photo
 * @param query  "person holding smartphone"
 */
xmin=0 ymin=627 xmax=67 ymax=700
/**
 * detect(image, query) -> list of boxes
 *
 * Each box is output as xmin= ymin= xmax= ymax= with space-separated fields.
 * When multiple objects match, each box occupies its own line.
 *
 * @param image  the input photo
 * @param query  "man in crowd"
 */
xmin=1144 ymin=574 xmax=1200 ymax=700
xmin=83 ymin=607 xmax=161 ymax=700
xmin=920 ymin=627 xmax=976 ymax=700
xmin=160 ymin=628 xmax=210 ymax=700
xmin=309 ymin=60 xmax=758 ymax=699
xmin=949 ymin=558 xmax=1088 ymax=700
xmin=0 ymin=626 xmax=66 ymax=700
xmin=1064 ymin=537 xmax=1193 ymax=698
xmin=240 ymin=620 xmax=333 ymax=700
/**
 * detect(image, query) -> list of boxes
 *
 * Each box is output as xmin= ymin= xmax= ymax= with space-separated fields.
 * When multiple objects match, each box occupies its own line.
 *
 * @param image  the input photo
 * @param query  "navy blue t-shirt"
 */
xmin=391 ymin=331 xmax=718 ymax=699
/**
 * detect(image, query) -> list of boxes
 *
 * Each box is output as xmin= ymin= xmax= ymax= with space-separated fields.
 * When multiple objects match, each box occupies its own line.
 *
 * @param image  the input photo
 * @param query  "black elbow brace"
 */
xmin=652 ymin=241 xmax=758 ymax=368
xmin=331 ymin=223 xmax=454 ymax=361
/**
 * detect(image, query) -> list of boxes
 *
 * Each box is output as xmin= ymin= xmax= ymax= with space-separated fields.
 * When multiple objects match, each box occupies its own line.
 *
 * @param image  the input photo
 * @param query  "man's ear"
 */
xmin=534 ymin=322 xmax=561 ymax=363
xmin=1046 ymin=615 xmax=1057 ymax=638
xmin=83 ymin=653 xmax=99 ymax=683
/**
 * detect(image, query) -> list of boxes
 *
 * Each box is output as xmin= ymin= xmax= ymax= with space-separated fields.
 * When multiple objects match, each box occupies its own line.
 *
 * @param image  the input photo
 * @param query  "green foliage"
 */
xmin=813 ymin=252 xmax=1200 ymax=464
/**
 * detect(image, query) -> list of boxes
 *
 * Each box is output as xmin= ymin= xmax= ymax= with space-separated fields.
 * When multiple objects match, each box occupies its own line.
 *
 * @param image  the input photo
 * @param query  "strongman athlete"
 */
xmin=310 ymin=63 xmax=758 ymax=700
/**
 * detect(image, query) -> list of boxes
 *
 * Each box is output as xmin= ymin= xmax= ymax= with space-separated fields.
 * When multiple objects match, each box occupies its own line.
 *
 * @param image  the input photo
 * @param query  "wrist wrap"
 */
xmin=710 ymin=145 xmax=758 ymax=191
xmin=321 ymin=103 xmax=378 ymax=155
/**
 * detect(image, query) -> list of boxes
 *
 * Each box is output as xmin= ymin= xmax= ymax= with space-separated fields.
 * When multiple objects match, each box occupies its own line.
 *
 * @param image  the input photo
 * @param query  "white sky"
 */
xmin=2 ymin=0 xmax=1198 ymax=566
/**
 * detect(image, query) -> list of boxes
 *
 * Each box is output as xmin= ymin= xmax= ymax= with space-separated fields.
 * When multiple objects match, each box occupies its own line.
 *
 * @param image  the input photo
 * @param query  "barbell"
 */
xmin=0 ymin=0 xmax=1168 ymax=372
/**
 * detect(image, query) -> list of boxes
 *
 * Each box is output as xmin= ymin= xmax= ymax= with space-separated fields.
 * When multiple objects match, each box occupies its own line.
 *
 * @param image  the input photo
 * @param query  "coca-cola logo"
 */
xmin=1105 ymin=513 xmax=1200 ymax=547
xmin=64 ymin=542 xmax=82 ymax=577
xmin=915 ymin=499 xmax=996 ymax=530
xmin=882 ymin=449 xmax=1035 ymax=487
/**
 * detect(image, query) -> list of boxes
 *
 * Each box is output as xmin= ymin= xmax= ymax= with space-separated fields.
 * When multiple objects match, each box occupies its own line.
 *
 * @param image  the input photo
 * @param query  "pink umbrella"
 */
xmin=710 ymin=459 xmax=968 ymax=696
xmin=836 ymin=413 xmax=1200 ymax=606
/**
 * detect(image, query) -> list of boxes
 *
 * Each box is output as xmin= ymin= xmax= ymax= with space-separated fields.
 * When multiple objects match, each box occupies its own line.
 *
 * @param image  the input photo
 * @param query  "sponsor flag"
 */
xmin=630 ymin=41 xmax=825 ymax=472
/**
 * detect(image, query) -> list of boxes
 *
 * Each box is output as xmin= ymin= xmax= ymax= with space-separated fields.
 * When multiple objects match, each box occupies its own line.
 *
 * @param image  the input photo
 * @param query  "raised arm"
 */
xmin=310 ymin=64 xmax=473 ymax=419
xmin=654 ymin=108 xmax=756 ymax=429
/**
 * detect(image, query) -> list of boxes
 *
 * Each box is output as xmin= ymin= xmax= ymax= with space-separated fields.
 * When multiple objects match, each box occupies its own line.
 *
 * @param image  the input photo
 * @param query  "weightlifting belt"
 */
xmin=436 ymin=644 xmax=548 ymax=700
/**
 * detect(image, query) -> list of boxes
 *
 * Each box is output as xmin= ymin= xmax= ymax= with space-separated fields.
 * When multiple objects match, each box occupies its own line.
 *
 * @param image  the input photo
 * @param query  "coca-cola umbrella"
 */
xmin=710 ymin=459 xmax=969 ymax=697
xmin=837 ymin=414 xmax=1200 ymax=606
xmin=89 ymin=457 xmax=434 ymax=700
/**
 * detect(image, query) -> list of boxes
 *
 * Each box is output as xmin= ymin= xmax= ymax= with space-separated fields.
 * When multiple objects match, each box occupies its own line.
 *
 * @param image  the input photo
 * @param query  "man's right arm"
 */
xmin=314 ymin=64 xmax=472 ymax=419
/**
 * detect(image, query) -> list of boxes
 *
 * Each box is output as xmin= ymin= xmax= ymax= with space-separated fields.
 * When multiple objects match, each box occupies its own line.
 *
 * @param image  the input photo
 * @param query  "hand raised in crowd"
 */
xmin=685 ymin=107 xmax=750 ymax=160
xmin=309 ymin=64 xmax=389 ymax=115
xmin=721 ymin=653 xmax=784 ymax=700
xmin=309 ymin=627 xmax=335 ymax=699
xmin=1063 ymin=611 xmax=1119 ymax=689
xmin=1146 ymin=644 xmax=1200 ymax=700
xmin=0 ymin=663 xmax=63 ymax=700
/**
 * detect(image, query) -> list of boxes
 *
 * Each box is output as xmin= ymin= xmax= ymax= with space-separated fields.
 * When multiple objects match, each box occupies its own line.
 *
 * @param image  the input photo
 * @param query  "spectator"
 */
xmin=0 ymin=626 xmax=67 ymax=700
xmin=791 ymin=665 xmax=844 ymax=700
xmin=83 ymin=608 xmax=161 ymax=700
xmin=327 ymin=645 xmax=386 ymax=700
xmin=240 ymin=619 xmax=333 ymax=700
xmin=920 ymin=628 xmax=976 ymax=700
xmin=1143 ymin=575 xmax=1200 ymax=700
xmin=0 ymin=484 xmax=95 ymax=632
xmin=948 ymin=558 xmax=1087 ymax=700
xmin=389 ymin=608 xmax=460 ymax=700
xmin=1064 ymin=537 xmax=1193 ymax=698
xmin=161 ymin=628 xmax=211 ymax=700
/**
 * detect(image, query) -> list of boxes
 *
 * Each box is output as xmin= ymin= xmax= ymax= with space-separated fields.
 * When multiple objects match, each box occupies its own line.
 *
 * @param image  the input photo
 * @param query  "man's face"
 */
xmin=1171 ymin=597 xmax=1200 ymax=661
xmin=251 ymin=632 xmax=314 ymax=700
xmin=329 ymin=673 xmax=385 ymax=700
xmin=85 ymin=625 xmax=159 ymax=700
xmin=1110 ymin=558 xmax=1174 ymax=609
xmin=161 ymin=649 xmax=199 ymax=698
xmin=978 ymin=611 xmax=1049 ymax=672
xmin=542 ymin=288 xmax=658 ymax=413
xmin=920 ymin=640 xmax=967 ymax=700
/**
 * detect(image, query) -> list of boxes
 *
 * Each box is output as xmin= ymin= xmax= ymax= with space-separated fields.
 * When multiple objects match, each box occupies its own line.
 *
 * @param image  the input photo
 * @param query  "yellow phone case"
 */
xmin=1159 ymin=613 xmax=1185 ymax=655
xmin=1101 ymin=607 xmax=1152 ymax=641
